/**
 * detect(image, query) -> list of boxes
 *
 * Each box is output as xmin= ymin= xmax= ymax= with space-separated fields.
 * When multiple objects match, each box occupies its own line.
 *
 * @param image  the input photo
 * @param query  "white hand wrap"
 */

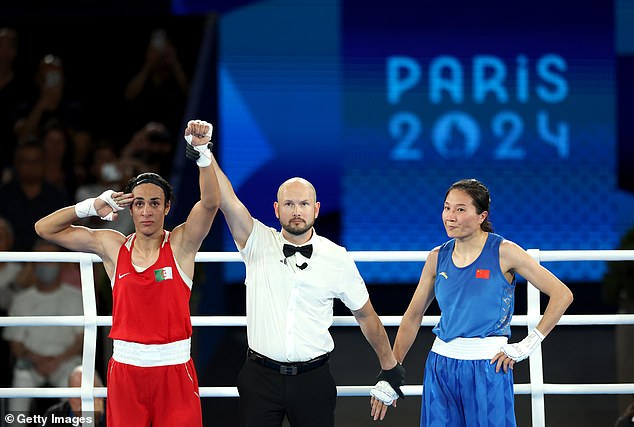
xmin=97 ymin=190 xmax=124 ymax=221
xmin=185 ymin=120 xmax=213 ymax=167
xmin=500 ymin=329 xmax=545 ymax=362
xmin=370 ymin=380 xmax=399 ymax=406
xmin=75 ymin=198 xmax=98 ymax=218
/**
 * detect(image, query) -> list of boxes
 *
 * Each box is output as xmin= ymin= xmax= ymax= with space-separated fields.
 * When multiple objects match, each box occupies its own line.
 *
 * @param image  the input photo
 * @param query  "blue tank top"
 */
xmin=432 ymin=233 xmax=516 ymax=341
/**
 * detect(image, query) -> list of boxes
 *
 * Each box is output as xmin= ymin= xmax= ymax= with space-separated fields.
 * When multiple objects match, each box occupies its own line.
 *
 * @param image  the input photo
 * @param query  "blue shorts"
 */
xmin=421 ymin=352 xmax=516 ymax=427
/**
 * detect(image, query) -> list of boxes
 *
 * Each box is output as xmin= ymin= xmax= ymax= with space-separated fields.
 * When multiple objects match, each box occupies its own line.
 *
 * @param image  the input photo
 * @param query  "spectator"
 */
xmin=2 ymin=239 xmax=83 ymax=418
xmin=120 ymin=121 xmax=175 ymax=178
xmin=0 ymin=216 xmax=29 ymax=387
xmin=71 ymin=131 xmax=94 ymax=190
xmin=122 ymin=28 xmax=189 ymax=142
xmin=41 ymin=118 xmax=77 ymax=194
xmin=43 ymin=365 xmax=106 ymax=427
xmin=0 ymin=139 xmax=71 ymax=251
xmin=14 ymin=54 xmax=89 ymax=153
xmin=0 ymin=27 xmax=30 ymax=183
xmin=0 ymin=217 xmax=28 ymax=314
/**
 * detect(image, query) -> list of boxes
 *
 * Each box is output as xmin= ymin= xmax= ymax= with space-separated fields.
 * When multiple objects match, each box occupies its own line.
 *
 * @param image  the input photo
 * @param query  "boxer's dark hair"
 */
xmin=125 ymin=172 xmax=173 ymax=204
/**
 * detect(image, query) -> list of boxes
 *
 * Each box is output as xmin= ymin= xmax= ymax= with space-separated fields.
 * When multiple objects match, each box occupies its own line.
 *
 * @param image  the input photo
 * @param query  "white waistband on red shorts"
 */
xmin=112 ymin=338 xmax=191 ymax=367
xmin=431 ymin=336 xmax=508 ymax=360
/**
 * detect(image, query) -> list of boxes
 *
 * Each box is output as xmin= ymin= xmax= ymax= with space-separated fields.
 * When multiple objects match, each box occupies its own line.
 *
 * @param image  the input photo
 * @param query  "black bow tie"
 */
xmin=283 ymin=244 xmax=313 ymax=259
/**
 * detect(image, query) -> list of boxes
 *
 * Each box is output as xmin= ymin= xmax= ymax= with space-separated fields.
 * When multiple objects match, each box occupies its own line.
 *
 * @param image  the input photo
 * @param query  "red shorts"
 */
xmin=106 ymin=358 xmax=202 ymax=427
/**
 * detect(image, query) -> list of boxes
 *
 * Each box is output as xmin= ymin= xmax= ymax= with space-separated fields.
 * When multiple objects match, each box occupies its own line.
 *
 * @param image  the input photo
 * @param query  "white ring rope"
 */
xmin=1 ymin=250 xmax=633 ymax=427
xmin=3 ymin=314 xmax=634 ymax=328
xmin=3 ymin=249 xmax=634 ymax=263
xmin=3 ymin=382 xmax=634 ymax=400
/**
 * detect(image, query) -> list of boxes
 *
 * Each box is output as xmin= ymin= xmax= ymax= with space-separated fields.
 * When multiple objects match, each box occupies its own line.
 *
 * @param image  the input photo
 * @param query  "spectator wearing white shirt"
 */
xmin=3 ymin=239 xmax=83 ymax=417
xmin=0 ymin=216 xmax=28 ymax=388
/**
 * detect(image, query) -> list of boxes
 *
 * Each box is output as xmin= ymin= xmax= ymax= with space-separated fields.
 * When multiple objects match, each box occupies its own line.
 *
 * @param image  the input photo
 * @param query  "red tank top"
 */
xmin=109 ymin=231 xmax=193 ymax=344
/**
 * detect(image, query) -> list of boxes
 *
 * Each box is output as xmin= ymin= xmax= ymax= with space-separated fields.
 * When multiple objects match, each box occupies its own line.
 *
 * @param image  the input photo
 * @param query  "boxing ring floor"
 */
xmin=1 ymin=250 xmax=633 ymax=427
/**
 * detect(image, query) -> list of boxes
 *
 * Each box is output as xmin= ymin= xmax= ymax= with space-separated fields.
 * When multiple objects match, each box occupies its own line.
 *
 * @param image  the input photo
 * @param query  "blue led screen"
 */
xmin=217 ymin=0 xmax=633 ymax=284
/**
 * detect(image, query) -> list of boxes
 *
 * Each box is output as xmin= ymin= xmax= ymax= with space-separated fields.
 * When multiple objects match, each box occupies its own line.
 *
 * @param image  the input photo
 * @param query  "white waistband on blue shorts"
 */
xmin=112 ymin=338 xmax=191 ymax=367
xmin=431 ymin=336 xmax=508 ymax=360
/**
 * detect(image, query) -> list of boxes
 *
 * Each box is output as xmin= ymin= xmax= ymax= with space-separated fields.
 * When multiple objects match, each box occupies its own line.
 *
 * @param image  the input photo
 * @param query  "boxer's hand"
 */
xmin=76 ymin=190 xmax=132 ymax=221
xmin=370 ymin=380 xmax=399 ymax=406
xmin=184 ymin=119 xmax=213 ymax=167
xmin=75 ymin=197 xmax=98 ymax=219
xmin=376 ymin=363 xmax=405 ymax=399
xmin=500 ymin=329 xmax=545 ymax=362
xmin=95 ymin=190 xmax=131 ymax=221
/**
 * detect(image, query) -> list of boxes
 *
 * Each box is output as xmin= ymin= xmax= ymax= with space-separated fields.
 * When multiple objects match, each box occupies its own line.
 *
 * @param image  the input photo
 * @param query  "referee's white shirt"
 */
xmin=239 ymin=219 xmax=370 ymax=363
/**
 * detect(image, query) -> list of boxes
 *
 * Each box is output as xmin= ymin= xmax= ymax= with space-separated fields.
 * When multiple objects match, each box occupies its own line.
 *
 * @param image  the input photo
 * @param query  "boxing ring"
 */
xmin=1 ymin=250 xmax=634 ymax=427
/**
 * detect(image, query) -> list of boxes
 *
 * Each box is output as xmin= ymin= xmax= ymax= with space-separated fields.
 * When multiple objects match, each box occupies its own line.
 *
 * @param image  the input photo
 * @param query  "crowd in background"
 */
xmin=0 ymin=23 xmax=195 ymax=420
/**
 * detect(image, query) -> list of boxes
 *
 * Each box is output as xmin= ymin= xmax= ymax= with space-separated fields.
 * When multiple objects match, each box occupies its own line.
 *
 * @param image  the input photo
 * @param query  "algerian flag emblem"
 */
xmin=154 ymin=267 xmax=173 ymax=282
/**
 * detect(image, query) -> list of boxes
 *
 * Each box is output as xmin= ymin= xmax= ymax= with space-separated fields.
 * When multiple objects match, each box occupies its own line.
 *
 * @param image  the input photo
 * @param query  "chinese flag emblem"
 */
xmin=475 ymin=269 xmax=490 ymax=279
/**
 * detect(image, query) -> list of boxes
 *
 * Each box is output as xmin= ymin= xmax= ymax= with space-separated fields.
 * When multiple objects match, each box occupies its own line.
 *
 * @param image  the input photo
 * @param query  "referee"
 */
xmin=186 ymin=122 xmax=404 ymax=427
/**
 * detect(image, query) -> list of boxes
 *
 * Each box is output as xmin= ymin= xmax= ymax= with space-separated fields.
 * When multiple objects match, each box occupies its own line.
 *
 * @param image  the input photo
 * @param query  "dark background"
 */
xmin=1 ymin=0 xmax=633 ymax=426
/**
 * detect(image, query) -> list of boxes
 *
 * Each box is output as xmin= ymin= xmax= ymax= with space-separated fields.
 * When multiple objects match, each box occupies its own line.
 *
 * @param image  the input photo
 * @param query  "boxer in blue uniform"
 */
xmin=370 ymin=179 xmax=573 ymax=426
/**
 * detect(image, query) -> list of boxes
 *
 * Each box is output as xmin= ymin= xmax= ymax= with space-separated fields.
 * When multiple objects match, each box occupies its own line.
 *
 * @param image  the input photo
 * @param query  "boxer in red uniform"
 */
xmin=35 ymin=120 xmax=219 ymax=427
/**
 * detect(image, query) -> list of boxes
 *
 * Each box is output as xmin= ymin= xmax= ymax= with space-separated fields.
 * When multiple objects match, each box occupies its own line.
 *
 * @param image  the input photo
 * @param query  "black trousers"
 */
xmin=237 ymin=358 xmax=337 ymax=427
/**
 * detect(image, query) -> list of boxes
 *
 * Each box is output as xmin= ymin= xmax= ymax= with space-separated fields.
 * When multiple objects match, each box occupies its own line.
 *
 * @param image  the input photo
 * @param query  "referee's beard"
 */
xmin=281 ymin=218 xmax=314 ymax=236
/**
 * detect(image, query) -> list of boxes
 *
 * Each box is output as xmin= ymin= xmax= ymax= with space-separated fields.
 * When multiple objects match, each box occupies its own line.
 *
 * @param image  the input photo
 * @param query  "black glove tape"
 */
xmin=185 ymin=142 xmax=214 ymax=162
xmin=376 ymin=363 xmax=406 ymax=399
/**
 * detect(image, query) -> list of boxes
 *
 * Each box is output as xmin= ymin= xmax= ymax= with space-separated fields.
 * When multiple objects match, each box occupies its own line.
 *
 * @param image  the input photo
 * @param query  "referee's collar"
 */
xmin=280 ymin=229 xmax=318 ymax=249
